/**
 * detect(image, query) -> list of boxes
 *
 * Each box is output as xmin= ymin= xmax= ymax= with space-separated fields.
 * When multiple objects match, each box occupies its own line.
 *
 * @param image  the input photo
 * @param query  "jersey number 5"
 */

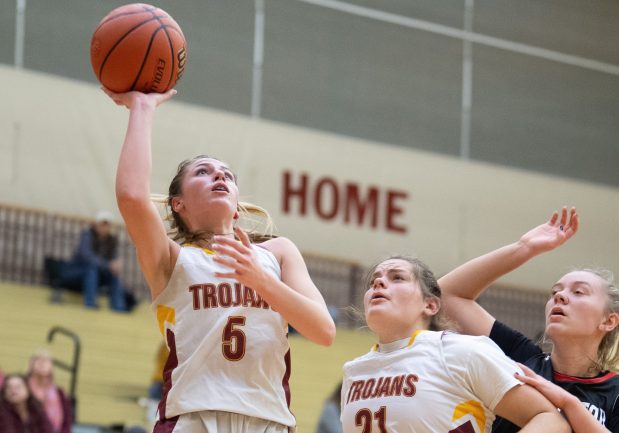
xmin=355 ymin=406 xmax=387 ymax=433
xmin=222 ymin=316 xmax=246 ymax=361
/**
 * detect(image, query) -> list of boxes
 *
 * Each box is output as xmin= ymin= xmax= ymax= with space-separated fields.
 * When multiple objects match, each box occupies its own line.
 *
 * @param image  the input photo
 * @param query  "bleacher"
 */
xmin=0 ymin=281 xmax=160 ymax=430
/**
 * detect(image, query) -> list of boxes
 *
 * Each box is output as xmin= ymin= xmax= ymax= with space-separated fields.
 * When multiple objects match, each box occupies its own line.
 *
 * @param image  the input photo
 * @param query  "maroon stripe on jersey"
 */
xmin=554 ymin=370 xmax=618 ymax=384
xmin=158 ymin=328 xmax=179 ymax=420
xmin=282 ymin=348 xmax=292 ymax=408
xmin=153 ymin=415 xmax=179 ymax=433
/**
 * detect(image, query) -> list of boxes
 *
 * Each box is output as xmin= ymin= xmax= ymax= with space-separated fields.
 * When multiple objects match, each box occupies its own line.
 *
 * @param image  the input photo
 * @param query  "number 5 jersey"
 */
xmin=153 ymin=244 xmax=294 ymax=427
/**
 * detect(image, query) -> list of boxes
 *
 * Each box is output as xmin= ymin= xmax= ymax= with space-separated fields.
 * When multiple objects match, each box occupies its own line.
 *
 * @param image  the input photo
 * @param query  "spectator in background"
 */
xmin=51 ymin=210 xmax=127 ymax=311
xmin=27 ymin=350 xmax=72 ymax=433
xmin=315 ymin=382 xmax=342 ymax=433
xmin=0 ymin=373 xmax=54 ymax=433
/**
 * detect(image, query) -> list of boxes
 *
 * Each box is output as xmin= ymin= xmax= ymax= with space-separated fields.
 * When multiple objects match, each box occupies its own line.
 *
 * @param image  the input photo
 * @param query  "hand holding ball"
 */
xmin=90 ymin=3 xmax=187 ymax=93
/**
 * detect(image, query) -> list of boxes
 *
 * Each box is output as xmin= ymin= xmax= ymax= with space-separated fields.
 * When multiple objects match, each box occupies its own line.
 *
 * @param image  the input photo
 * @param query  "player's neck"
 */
xmin=551 ymin=343 xmax=601 ymax=377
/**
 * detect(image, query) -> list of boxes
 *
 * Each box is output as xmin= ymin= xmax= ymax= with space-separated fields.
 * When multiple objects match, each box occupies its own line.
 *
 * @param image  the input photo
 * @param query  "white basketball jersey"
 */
xmin=153 ymin=244 xmax=294 ymax=427
xmin=341 ymin=331 xmax=522 ymax=433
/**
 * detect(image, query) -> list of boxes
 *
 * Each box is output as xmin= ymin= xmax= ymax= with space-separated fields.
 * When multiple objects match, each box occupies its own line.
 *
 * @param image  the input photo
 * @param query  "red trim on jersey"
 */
xmin=282 ymin=347 xmax=296 ymax=422
xmin=553 ymin=370 xmax=617 ymax=384
xmin=153 ymin=415 xmax=179 ymax=433
xmin=282 ymin=348 xmax=292 ymax=407
xmin=158 ymin=329 xmax=179 ymax=420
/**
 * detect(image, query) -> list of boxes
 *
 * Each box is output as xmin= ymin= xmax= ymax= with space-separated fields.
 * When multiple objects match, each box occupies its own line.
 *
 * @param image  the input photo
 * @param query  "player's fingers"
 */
xmin=213 ymin=255 xmax=240 ymax=270
xmin=214 ymin=235 xmax=251 ymax=255
xmin=516 ymin=363 xmax=536 ymax=377
xmin=212 ymin=243 xmax=247 ymax=264
xmin=548 ymin=211 xmax=559 ymax=226
xmin=214 ymin=271 xmax=238 ymax=280
xmin=234 ymin=226 xmax=251 ymax=248
xmin=157 ymin=89 xmax=177 ymax=105
xmin=559 ymin=206 xmax=568 ymax=226
xmin=572 ymin=213 xmax=579 ymax=233
xmin=514 ymin=372 xmax=535 ymax=386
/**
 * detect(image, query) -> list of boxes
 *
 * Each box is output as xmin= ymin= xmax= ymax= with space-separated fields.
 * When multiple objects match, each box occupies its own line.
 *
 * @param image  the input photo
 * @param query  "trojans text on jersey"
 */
xmin=189 ymin=283 xmax=271 ymax=310
xmin=345 ymin=374 xmax=419 ymax=404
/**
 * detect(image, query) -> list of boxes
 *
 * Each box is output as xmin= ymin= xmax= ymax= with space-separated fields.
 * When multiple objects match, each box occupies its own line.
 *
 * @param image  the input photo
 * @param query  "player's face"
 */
xmin=180 ymin=157 xmax=239 ymax=218
xmin=364 ymin=259 xmax=431 ymax=341
xmin=545 ymin=271 xmax=612 ymax=340
xmin=3 ymin=376 xmax=29 ymax=405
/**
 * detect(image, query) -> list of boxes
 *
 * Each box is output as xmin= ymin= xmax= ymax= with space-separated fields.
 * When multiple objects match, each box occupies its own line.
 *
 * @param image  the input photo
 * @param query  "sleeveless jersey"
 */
xmin=490 ymin=320 xmax=619 ymax=433
xmin=153 ymin=244 xmax=294 ymax=427
xmin=341 ymin=331 xmax=522 ymax=433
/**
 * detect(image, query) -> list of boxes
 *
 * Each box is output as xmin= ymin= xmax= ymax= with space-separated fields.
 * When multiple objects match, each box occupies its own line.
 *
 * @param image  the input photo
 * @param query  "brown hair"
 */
xmin=160 ymin=155 xmax=274 ymax=244
xmin=363 ymin=255 xmax=451 ymax=331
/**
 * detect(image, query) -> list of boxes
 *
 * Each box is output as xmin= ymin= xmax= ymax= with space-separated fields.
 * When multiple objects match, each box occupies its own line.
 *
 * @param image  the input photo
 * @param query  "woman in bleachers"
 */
xmin=27 ymin=350 xmax=72 ymax=433
xmin=0 ymin=373 xmax=54 ymax=433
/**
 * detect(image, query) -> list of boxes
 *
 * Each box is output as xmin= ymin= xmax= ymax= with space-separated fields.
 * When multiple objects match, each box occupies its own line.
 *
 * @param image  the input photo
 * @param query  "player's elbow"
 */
xmin=528 ymin=411 xmax=570 ymax=433
xmin=315 ymin=320 xmax=336 ymax=347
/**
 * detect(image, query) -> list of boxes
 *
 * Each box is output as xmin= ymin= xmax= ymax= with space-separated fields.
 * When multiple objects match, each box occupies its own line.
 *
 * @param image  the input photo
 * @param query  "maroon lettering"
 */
xmin=281 ymin=172 xmax=408 ymax=233
xmin=378 ymin=376 xmax=392 ymax=397
xmin=314 ymin=177 xmax=339 ymax=220
xmin=189 ymin=285 xmax=201 ymax=310
xmin=403 ymin=374 xmax=418 ymax=397
xmin=370 ymin=377 xmax=385 ymax=398
xmin=242 ymin=286 xmax=258 ymax=307
xmin=386 ymin=190 xmax=408 ymax=233
xmin=232 ymin=283 xmax=242 ymax=306
xmin=390 ymin=375 xmax=405 ymax=396
xmin=361 ymin=378 xmax=376 ymax=400
xmin=344 ymin=184 xmax=379 ymax=228
xmin=282 ymin=171 xmax=308 ymax=215
xmin=203 ymin=283 xmax=217 ymax=308
xmin=218 ymin=283 xmax=232 ymax=307
xmin=346 ymin=374 xmax=418 ymax=404
xmin=349 ymin=381 xmax=363 ymax=403
xmin=189 ymin=282 xmax=272 ymax=311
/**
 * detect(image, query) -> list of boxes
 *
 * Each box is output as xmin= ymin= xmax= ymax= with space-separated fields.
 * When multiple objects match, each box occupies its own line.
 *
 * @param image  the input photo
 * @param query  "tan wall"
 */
xmin=2 ymin=65 xmax=618 ymax=291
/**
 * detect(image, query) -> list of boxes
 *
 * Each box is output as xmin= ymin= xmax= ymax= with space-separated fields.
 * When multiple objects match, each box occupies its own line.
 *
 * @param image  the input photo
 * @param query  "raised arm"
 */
xmin=105 ymin=88 xmax=180 ymax=299
xmin=439 ymin=207 xmax=579 ymax=336
xmin=212 ymin=227 xmax=336 ymax=346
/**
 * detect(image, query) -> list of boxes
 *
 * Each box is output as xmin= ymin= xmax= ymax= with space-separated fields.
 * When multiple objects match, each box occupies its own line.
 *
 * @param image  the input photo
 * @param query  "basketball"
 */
xmin=90 ymin=3 xmax=187 ymax=93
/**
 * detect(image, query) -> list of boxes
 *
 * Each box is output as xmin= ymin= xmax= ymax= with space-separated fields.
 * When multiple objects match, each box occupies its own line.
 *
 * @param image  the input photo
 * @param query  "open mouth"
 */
xmin=212 ymin=182 xmax=229 ymax=192
xmin=549 ymin=307 xmax=565 ymax=317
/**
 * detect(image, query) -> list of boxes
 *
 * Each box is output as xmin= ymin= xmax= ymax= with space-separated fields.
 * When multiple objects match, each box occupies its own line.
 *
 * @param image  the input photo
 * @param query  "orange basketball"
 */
xmin=90 ymin=3 xmax=187 ymax=93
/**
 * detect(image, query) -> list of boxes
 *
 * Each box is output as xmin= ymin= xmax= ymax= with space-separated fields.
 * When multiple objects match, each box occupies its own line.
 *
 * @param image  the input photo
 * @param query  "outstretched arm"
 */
xmin=439 ymin=207 xmax=579 ymax=336
xmin=516 ymin=363 xmax=611 ymax=433
xmin=212 ymin=227 xmax=336 ymax=346
xmin=106 ymin=88 xmax=180 ymax=299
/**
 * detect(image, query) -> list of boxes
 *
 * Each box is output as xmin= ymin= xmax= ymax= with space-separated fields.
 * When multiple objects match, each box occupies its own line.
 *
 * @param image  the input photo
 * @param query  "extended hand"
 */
xmin=102 ymin=87 xmax=177 ymax=110
xmin=519 ymin=206 xmax=579 ymax=255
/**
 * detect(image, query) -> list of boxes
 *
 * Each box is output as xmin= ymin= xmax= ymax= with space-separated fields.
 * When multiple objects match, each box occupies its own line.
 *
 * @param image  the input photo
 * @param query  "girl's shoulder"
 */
xmin=257 ymin=236 xmax=298 ymax=260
